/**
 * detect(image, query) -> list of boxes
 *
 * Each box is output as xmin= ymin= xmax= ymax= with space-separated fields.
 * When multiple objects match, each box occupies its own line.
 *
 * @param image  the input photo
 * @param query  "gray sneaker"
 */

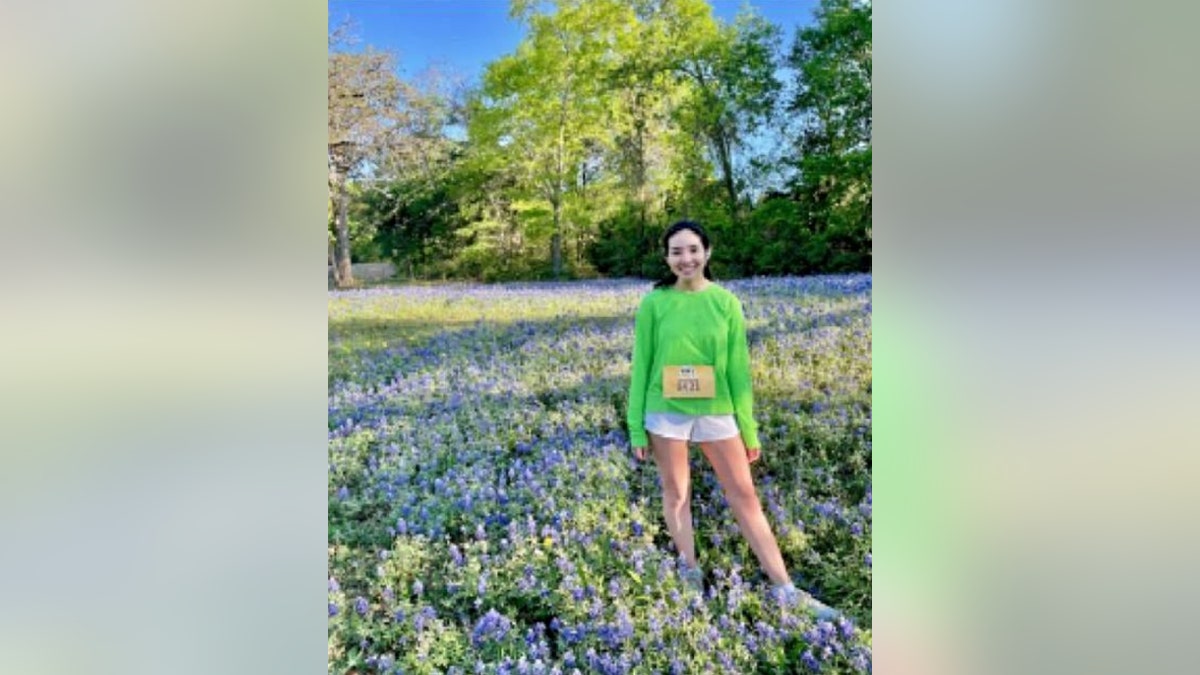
xmin=681 ymin=566 xmax=705 ymax=594
xmin=772 ymin=583 xmax=839 ymax=621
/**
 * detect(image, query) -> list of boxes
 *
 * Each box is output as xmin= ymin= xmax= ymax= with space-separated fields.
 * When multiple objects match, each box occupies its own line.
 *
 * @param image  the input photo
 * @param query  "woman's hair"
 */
xmin=654 ymin=220 xmax=715 ymax=288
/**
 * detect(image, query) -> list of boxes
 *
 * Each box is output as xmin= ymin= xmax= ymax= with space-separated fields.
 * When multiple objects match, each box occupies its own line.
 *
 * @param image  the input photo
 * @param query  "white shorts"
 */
xmin=644 ymin=413 xmax=740 ymax=443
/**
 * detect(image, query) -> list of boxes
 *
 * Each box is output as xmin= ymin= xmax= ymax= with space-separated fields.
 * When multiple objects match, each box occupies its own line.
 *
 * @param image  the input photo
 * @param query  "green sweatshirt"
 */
xmin=626 ymin=282 xmax=760 ymax=449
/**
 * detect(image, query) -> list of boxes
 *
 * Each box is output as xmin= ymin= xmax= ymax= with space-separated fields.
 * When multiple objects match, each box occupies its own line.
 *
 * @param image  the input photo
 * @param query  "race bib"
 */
xmin=663 ymin=365 xmax=715 ymax=399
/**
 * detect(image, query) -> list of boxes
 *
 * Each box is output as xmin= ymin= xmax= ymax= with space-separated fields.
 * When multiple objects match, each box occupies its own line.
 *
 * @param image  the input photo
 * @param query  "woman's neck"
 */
xmin=674 ymin=277 xmax=710 ymax=293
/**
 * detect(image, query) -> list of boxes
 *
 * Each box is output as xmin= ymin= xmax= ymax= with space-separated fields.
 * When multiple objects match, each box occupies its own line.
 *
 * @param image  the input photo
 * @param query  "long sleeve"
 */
xmin=726 ymin=297 xmax=761 ymax=449
xmin=626 ymin=296 xmax=655 ymax=447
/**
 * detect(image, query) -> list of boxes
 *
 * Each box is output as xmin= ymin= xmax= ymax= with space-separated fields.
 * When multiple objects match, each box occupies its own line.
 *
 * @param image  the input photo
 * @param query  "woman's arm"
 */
xmin=627 ymin=296 xmax=655 ymax=449
xmin=727 ymin=296 xmax=761 ymax=450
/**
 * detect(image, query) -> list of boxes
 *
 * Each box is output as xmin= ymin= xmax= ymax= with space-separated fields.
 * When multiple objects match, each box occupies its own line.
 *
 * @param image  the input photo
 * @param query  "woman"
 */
xmin=627 ymin=220 xmax=836 ymax=619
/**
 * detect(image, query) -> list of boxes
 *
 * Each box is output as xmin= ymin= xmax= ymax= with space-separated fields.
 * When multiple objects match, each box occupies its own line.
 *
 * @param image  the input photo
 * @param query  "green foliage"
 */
xmin=354 ymin=175 xmax=464 ymax=274
xmin=785 ymin=0 xmax=872 ymax=273
xmin=734 ymin=197 xmax=804 ymax=276
xmin=587 ymin=205 xmax=658 ymax=278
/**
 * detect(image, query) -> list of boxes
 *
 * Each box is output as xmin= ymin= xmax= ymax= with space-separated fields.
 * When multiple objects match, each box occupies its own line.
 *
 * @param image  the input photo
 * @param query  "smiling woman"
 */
xmin=628 ymin=220 xmax=839 ymax=619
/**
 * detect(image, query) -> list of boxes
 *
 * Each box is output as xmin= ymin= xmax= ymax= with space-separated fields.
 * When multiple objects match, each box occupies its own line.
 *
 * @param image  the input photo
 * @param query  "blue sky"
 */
xmin=329 ymin=0 xmax=820 ymax=82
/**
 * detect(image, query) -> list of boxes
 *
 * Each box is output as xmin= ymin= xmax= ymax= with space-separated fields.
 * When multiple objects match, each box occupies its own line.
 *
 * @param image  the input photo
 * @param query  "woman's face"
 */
xmin=665 ymin=229 xmax=709 ymax=281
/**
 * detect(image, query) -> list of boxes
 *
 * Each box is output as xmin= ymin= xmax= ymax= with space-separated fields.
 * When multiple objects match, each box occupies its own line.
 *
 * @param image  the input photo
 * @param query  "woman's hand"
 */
xmin=746 ymin=446 xmax=761 ymax=464
xmin=633 ymin=446 xmax=648 ymax=461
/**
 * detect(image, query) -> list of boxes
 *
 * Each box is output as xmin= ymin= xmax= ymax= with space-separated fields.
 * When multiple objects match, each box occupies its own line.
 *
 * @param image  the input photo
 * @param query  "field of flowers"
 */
xmin=328 ymin=276 xmax=872 ymax=674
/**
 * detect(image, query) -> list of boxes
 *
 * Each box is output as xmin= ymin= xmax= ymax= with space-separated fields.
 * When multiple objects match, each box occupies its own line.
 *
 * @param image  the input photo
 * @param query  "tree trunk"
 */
xmin=552 ymin=110 xmax=566 ymax=280
xmin=551 ymin=197 xmax=563 ymax=280
xmin=335 ymin=189 xmax=353 ymax=287
xmin=713 ymin=126 xmax=738 ymax=213
xmin=328 ymin=242 xmax=336 ymax=288
xmin=329 ymin=162 xmax=355 ymax=288
xmin=634 ymin=112 xmax=648 ymax=246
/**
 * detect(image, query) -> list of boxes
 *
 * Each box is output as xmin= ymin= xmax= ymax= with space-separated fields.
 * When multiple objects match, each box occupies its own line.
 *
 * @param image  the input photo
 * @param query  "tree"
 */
xmin=356 ymin=66 xmax=465 ymax=277
xmin=655 ymin=0 xmax=783 ymax=213
xmin=328 ymin=25 xmax=407 ymax=288
xmin=787 ymin=0 xmax=872 ymax=270
xmin=601 ymin=0 xmax=688 ymax=243
xmin=470 ymin=0 xmax=621 ymax=279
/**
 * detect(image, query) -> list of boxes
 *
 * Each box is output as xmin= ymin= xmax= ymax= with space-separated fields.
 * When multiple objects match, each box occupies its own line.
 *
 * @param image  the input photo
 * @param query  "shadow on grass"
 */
xmin=330 ymin=312 xmax=635 ymax=387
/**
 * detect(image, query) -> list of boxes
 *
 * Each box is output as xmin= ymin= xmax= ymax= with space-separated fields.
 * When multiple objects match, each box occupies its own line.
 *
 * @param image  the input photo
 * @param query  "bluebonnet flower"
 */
xmin=328 ymin=577 xmax=339 ymax=592
xmin=354 ymin=597 xmax=369 ymax=617
xmin=336 ymin=487 xmax=350 ymax=501
xmin=412 ymin=607 xmax=431 ymax=632
xmin=801 ymin=650 xmax=820 ymax=671
xmin=328 ymin=602 xmax=338 ymax=617
xmin=472 ymin=609 xmax=514 ymax=647
xmin=815 ymin=501 xmax=840 ymax=521
xmin=412 ymin=579 xmax=424 ymax=597
xmin=450 ymin=544 xmax=465 ymax=567
xmin=607 ymin=578 xmax=622 ymax=597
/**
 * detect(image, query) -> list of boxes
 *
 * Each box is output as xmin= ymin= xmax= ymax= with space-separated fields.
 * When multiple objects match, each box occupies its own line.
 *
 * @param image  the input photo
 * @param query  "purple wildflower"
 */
xmin=472 ymin=609 xmax=514 ymax=647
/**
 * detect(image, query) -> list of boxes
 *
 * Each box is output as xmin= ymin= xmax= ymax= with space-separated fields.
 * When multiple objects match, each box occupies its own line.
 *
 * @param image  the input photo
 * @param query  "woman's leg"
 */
xmin=699 ymin=436 xmax=790 ymax=585
xmin=649 ymin=432 xmax=696 ymax=568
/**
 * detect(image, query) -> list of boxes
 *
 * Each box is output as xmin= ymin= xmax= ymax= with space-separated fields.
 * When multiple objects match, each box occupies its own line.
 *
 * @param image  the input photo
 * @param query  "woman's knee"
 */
xmin=661 ymin=484 xmax=690 ymax=511
xmin=723 ymin=482 xmax=759 ymax=508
